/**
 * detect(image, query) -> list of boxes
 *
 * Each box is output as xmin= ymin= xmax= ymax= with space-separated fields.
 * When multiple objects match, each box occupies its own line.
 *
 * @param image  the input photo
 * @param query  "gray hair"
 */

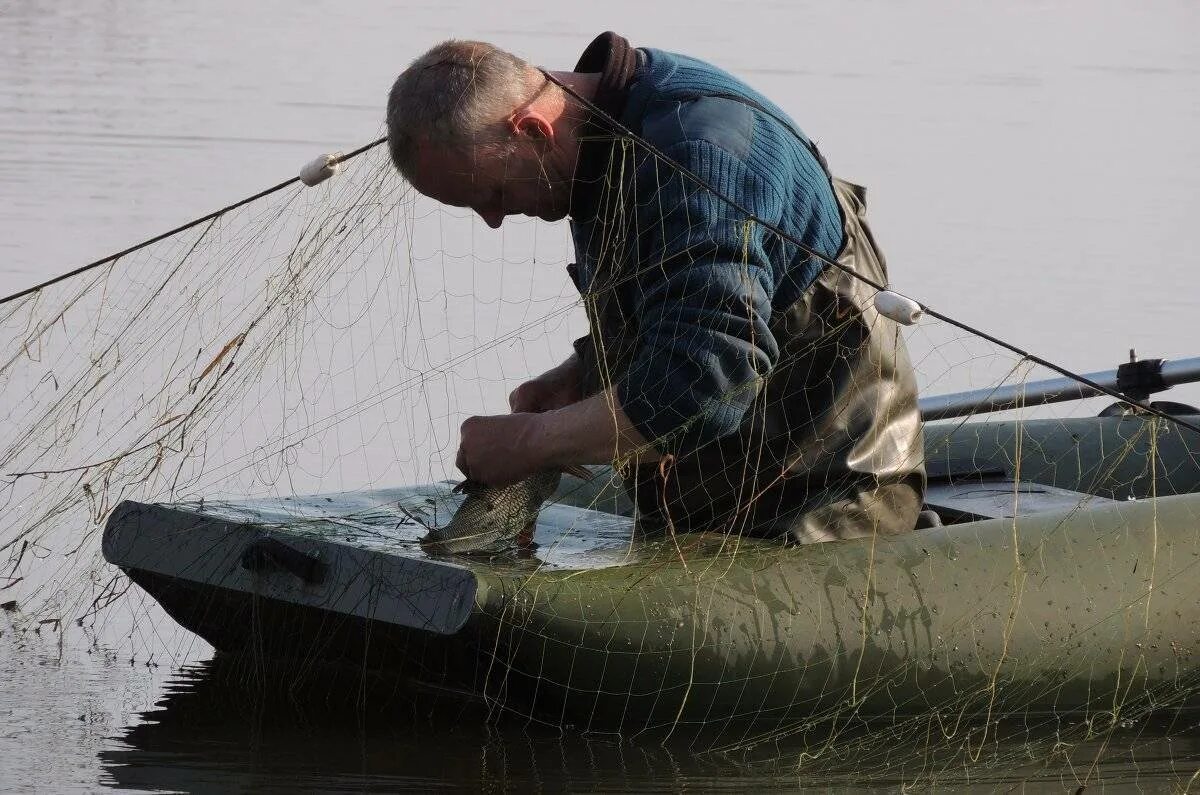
xmin=386 ymin=40 xmax=538 ymax=180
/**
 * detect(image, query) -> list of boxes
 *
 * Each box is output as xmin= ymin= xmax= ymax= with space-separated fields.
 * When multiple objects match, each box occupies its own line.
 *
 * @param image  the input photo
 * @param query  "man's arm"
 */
xmin=538 ymin=388 xmax=656 ymax=466
xmin=455 ymin=388 xmax=656 ymax=487
xmin=614 ymin=139 xmax=784 ymax=452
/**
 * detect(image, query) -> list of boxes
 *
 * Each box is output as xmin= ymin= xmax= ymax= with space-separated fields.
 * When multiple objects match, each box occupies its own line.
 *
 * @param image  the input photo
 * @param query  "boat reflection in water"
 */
xmin=99 ymin=657 xmax=740 ymax=792
xmin=99 ymin=656 xmax=1200 ymax=792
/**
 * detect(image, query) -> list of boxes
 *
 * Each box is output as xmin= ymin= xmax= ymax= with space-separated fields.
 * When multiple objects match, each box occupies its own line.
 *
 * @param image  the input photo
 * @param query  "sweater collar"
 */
xmin=573 ymin=31 xmax=638 ymax=119
xmin=569 ymin=32 xmax=640 ymax=222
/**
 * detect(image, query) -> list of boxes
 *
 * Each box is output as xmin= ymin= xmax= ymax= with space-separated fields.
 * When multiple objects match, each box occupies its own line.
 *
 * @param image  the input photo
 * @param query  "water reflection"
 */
xmin=99 ymin=657 xmax=1200 ymax=792
xmin=99 ymin=658 xmax=726 ymax=793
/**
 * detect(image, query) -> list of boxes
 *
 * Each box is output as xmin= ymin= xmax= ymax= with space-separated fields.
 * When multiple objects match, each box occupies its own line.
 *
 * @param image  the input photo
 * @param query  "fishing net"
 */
xmin=2 ymin=127 xmax=1198 ymax=790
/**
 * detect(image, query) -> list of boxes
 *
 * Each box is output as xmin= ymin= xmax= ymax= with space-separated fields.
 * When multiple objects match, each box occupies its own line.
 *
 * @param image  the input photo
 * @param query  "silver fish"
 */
xmin=420 ymin=469 xmax=565 ymax=554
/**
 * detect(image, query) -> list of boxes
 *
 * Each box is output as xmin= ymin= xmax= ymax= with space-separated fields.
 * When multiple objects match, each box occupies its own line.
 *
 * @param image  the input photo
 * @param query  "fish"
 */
xmin=420 ymin=466 xmax=591 ymax=554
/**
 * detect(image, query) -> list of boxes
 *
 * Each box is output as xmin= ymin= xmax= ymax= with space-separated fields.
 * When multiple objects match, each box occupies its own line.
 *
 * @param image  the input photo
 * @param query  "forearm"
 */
xmin=534 ymin=389 xmax=659 ymax=468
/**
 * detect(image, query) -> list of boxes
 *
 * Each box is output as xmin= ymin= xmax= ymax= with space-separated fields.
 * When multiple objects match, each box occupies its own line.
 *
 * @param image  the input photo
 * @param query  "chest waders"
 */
xmin=574 ymin=130 xmax=926 ymax=543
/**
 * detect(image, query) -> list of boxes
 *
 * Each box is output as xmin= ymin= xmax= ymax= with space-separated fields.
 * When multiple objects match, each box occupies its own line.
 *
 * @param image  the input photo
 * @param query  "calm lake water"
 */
xmin=2 ymin=1 xmax=1199 ymax=791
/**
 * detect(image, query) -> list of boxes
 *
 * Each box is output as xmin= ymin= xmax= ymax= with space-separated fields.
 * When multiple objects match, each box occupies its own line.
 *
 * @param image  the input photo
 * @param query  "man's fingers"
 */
xmin=509 ymin=382 xmax=538 ymax=413
xmin=455 ymin=445 xmax=469 ymax=479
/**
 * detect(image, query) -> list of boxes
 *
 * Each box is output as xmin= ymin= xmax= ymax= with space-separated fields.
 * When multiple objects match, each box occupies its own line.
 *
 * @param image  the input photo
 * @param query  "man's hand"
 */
xmin=508 ymin=354 xmax=583 ymax=413
xmin=455 ymin=390 xmax=658 ymax=488
xmin=455 ymin=355 xmax=584 ymax=488
xmin=456 ymin=413 xmax=549 ymax=488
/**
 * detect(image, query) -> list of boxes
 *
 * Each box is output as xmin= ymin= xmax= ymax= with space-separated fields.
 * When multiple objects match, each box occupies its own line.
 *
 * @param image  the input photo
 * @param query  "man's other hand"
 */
xmin=508 ymin=354 xmax=582 ymax=413
xmin=456 ymin=413 xmax=548 ymax=487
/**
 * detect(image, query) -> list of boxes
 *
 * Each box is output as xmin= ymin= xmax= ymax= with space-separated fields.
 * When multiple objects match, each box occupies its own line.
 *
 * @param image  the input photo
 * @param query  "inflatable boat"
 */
xmin=102 ymin=359 xmax=1200 ymax=734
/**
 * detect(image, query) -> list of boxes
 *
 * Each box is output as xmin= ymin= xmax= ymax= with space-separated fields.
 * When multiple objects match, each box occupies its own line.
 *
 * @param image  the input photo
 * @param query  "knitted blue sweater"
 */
xmin=570 ymin=48 xmax=845 ymax=449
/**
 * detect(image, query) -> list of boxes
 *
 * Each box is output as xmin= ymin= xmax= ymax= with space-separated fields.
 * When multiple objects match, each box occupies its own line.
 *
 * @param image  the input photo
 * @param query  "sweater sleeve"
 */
xmin=617 ymin=140 xmax=783 ymax=451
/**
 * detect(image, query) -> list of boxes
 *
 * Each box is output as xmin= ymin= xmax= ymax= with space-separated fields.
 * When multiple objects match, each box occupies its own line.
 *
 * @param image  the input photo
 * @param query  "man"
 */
xmin=386 ymin=32 xmax=925 ymax=542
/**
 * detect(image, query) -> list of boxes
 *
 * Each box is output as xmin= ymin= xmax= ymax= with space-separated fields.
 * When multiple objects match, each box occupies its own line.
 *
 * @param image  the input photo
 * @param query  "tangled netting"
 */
xmin=2 ymin=137 xmax=1199 ymax=789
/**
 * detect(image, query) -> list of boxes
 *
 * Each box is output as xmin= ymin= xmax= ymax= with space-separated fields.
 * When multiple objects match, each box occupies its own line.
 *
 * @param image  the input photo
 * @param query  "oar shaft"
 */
xmin=919 ymin=356 xmax=1200 ymax=421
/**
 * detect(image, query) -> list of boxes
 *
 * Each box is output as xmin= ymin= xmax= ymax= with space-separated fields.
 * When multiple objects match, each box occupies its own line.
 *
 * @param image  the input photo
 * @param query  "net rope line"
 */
xmin=2 ymin=100 xmax=1195 ymax=440
xmin=4 ymin=152 xmax=705 ymax=491
xmin=0 ymin=115 xmax=1195 ymax=453
xmin=0 ymin=136 xmax=388 ymax=310
xmin=0 ymin=142 xmax=1171 ymax=538
xmin=538 ymin=70 xmax=1200 ymax=438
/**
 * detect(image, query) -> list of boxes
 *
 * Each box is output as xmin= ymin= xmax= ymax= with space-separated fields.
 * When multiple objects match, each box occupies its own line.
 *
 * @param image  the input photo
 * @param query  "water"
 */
xmin=2 ymin=1 xmax=1200 ymax=790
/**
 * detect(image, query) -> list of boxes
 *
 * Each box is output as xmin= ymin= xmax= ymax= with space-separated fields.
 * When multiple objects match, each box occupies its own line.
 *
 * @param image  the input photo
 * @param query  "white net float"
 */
xmin=299 ymin=153 xmax=342 ymax=187
xmin=873 ymin=290 xmax=924 ymax=326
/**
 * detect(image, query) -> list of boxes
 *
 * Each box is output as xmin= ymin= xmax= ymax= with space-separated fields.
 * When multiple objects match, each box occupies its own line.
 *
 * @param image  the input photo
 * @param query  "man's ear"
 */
xmin=509 ymin=110 xmax=554 ymax=142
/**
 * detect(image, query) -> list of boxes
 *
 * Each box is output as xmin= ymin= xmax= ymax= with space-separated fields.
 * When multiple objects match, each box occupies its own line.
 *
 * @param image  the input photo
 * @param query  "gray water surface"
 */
xmin=2 ymin=1 xmax=1199 ymax=791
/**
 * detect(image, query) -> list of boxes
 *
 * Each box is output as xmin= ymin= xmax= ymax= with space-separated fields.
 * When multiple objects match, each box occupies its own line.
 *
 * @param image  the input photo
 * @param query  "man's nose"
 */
xmin=477 ymin=209 xmax=504 ymax=229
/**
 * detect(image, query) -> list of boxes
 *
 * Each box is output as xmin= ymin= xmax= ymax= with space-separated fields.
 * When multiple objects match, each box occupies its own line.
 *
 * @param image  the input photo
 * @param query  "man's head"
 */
xmin=386 ymin=41 xmax=580 ymax=228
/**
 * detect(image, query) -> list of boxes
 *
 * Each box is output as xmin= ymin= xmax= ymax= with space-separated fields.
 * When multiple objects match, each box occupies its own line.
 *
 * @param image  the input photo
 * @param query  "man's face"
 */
xmin=409 ymin=140 xmax=572 ymax=229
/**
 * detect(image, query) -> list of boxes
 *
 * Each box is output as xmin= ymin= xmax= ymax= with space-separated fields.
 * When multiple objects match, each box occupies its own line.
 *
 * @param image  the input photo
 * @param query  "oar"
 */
xmin=919 ymin=355 xmax=1200 ymax=422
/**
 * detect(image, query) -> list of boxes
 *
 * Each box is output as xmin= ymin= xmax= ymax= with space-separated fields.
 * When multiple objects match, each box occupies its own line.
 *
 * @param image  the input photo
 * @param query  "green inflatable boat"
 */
xmin=102 ymin=361 xmax=1200 ymax=736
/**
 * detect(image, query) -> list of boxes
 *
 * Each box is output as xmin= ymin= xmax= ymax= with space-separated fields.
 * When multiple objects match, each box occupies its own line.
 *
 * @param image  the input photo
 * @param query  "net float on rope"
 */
xmin=873 ymin=289 xmax=923 ymax=326
xmin=299 ymin=153 xmax=342 ymax=187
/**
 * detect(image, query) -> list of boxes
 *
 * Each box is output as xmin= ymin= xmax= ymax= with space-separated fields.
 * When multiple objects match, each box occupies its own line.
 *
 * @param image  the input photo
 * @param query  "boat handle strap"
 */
xmin=240 ymin=537 xmax=327 ymax=585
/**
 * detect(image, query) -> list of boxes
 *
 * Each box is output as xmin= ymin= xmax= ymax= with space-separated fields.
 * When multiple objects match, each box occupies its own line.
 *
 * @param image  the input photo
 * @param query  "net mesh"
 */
xmin=1 ymin=134 xmax=1198 ymax=788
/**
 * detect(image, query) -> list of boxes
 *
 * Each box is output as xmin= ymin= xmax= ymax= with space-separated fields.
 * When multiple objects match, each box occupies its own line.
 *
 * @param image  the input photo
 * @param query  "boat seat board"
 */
xmin=924 ymin=478 xmax=1119 ymax=522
